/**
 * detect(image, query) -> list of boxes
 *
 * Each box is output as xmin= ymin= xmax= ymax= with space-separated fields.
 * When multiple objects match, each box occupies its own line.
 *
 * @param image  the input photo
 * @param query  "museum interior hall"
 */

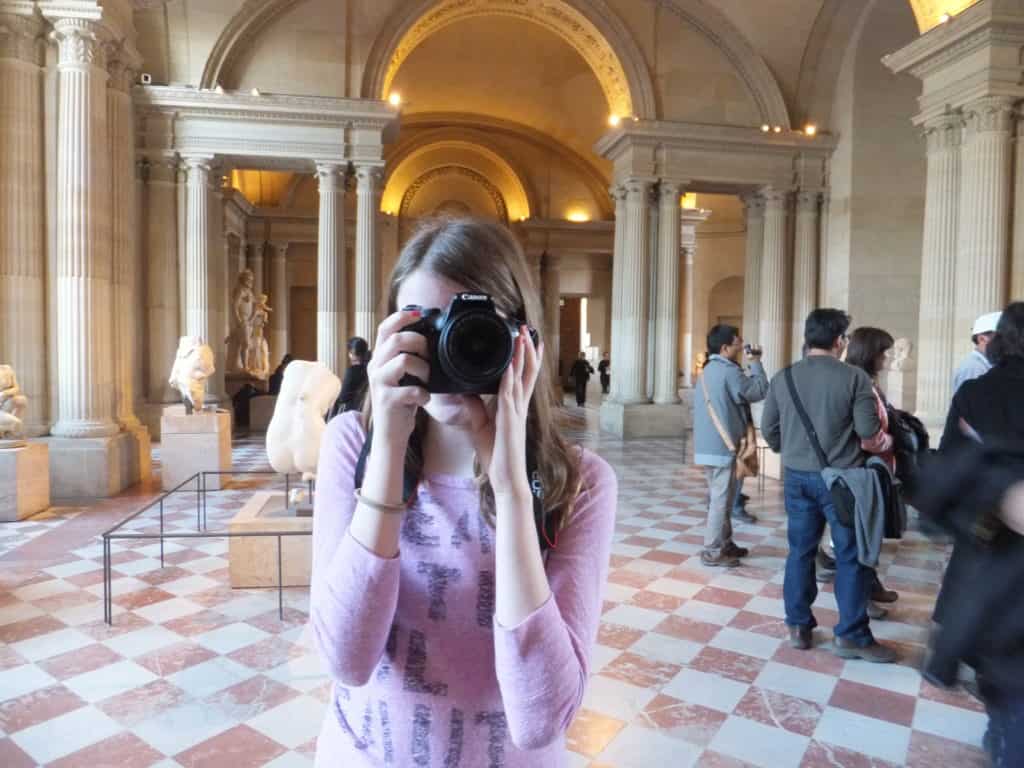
xmin=0 ymin=0 xmax=1020 ymax=766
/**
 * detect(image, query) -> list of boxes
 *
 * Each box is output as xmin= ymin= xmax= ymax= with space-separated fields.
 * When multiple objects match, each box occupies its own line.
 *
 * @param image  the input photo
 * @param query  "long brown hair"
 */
xmin=364 ymin=217 xmax=582 ymax=533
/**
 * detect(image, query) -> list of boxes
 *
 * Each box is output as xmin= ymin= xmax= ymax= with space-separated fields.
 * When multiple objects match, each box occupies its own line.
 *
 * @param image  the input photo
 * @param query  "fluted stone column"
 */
xmin=680 ymin=208 xmax=711 ymax=389
xmin=741 ymin=194 xmax=765 ymax=346
xmin=269 ymin=241 xmax=290 ymax=365
xmin=759 ymin=188 xmax=789 ymax=374
xmin=206 ymin=169 xmax=225 ymax=400
xmin=0 ymin=12 xmax=46 ymax=436
xmin=51 ymin=19 xmax=118 ymax=439
xmin=916 ymin=113 xmax=962 ymax=425
xmin=654 ymin=183 xmax=682 ymax=403
xmin=145 ymin=156 xmax=180 ymax=404
xmin=541 ymin=252 xmax=561 ymax=389
xmin=184 ymin=156 xmax=213 ymax=342
xmin=608 ymin=185 xmax=627 ymax=400
xmin=355 ymin=166 xmax=383 ymax=343
xmin=107 ymin=52 xmax=142 ymax=430
xmin=956 ymin=97 xmax=1013 ymax=362
xmin=237 ymin=237 xmax=248 ymax=276
xmin=224 ymin=233 xmax=236 ymax=341
xmin=317 ymin=164 xmax=346 ymax=376
xmin=616 ymin=179 xmax=652 ymax=404
xmin=792 ymin=191 xmax=820 ymax=361
xmin=1014 ymin=115 xmax=1024 ymax=303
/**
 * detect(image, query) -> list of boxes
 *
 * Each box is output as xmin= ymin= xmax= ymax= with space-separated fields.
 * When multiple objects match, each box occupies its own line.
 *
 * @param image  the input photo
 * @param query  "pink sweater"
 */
xmin=309 ymin=411 xmax=617 ymax=767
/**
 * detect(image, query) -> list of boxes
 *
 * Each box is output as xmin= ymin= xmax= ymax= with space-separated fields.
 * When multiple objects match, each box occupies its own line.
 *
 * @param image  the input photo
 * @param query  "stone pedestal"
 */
xmin=44 ymin=432 xmax=142 ymax=499
xmin=160 ymin=406 xmax=231 ymax=490
xmin=600 ymin=401 xmax=691 ymax=439
xmin=250 ymin=395 xmax=277 ymax=431
xmin=0 ymin=444 xmax=50 ymax=521
xmin=229 ymin=491 xmax=312 ymax=588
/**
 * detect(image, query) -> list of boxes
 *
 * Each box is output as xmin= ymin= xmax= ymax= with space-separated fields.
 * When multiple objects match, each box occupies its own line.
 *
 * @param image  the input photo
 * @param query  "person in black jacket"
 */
xmin=327 ymin=337 xmax=370 ymax=420
xmin=597 ymin=352 xmax=610 ymax=394
xmin=931 ymin=301 xmax=1024 ymax=768
xmin=268 ymin=354 xmax=294 ymax=396
xmin=569 ymin=352 xmax=595 ymax=406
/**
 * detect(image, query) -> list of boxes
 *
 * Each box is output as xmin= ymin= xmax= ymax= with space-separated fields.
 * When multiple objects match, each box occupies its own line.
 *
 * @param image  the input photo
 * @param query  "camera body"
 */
xmin=400 ymin=293 xmax=537 ymax=394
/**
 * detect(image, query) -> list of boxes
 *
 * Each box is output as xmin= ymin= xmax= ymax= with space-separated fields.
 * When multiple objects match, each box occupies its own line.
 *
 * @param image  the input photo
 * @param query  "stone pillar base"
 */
xmin=43 ymin=432 xmax=143 ymax=499
xmin=600 ymin=400 xmax=692 ymax=439
xmin=229 ymin=491 xmax=311 ymax=588
xmin=0 ymin=443 xmax=51 ymax=521
xmin=139 ymin=401 xmax=176 ymax=441
xmin=250 ymin=395 xmax=277 ymax=432
xmin=160 ymin=406 xmax=232 ymax=490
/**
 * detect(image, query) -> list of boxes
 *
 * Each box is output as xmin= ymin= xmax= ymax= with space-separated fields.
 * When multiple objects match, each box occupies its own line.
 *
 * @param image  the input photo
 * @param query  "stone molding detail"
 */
xmin=0 ymin=12 xmax=43 ymax=65
xmin=741 ymin=192 xmax=765 ymax=219
xmin=796 ymin=190 xmax=820 ymax=212
xmin=924 ymin=112 xmax=963 ymax=153
xmin=964 ymin=96 xmax=1016 ymax=135
xmin=400 ymin=165 xmax=508 ymax=222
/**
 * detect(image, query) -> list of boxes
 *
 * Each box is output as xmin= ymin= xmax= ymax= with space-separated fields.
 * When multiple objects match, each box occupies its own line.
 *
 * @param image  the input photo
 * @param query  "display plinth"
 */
xmin=600 ymin=399 xmax=692 ymax=439
xmin=249 ymin=395 xmax=277 ymax=431
xmin=160 ymin=406 xmax=232 ymax=490
xmin=0 ymin=443 xmax=51 ymax=521
xmin=229 ymin=491 xmax=312 ymax=588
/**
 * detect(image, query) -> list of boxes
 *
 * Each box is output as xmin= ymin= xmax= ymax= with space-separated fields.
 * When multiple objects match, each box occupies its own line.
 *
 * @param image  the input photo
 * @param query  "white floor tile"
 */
xmin=133 ymin=596 xmax=205 ymax=624
xmin=181 ymin=556 xmax=227 ymax=574
xmin=840 ymin=658 xmax=923 ymax=697
xmin=216 ymin=593 xmax=279 ymax=620
xmin=709 ymin=627 xmax=782 ymax=660
xmin=0 ymin=664 xmax=57 ymax=703
xmin=43 ymin=560 xmax=102 ymax=579
xmin=744 ymin=596 xmax=787 ymax=619
xmin=159 ymin=574 xmax=221 ymax=596
xmin=589 ymin=643 xmax=622 ymax=672
xmin=0 ymin=601 xmax=44 ymax=627
xmin=912 ymin=699 xmax=987 ymax=747
xmin=661 ymin=668 xmax=750 ymax=713
xmin=111 ymin=558 xmax=164 ymax=577
xmin=264 ymin=752 xmax=315 ymax=768
xmin=709 ymin=574 xmax=766 ymax=594
xmin=710 ymin=715 xmax=811 ymax=768
xmin=647 ymin=578 xmax=703 ymax=600
xmin=610 ymin=543 xmax=651 ymax=559
xmin=12 ymin=705 xmax=121 ymax=764
xmin=675 ymin=600 xmax=740 ymax=626
xmin=168 ymin=656 xmax=254 ymax=699
xmin=11 ymin=627 xmax=95 ymax=662
xmin=598 ymin=723 xmax=702 ymax=768
xmin=63 ymin=660 xmax=158 ymax=703
xmin=628 ymin=632 xmax=703 ymax=666
xmin=602 ymin=604 xmax=666 ymax=631
xmin=195 ymin=621 xmax=270 ymax=654
xmin=103 ymin=624 xmax=184 ymax=658
xmin=814 ymin=707 xmax=911 ymax=764
xmin=622 ymin=559 xmax=675 ymax=576
xmin=755 ymin=661 xmax=838 ymax=705
xmin=246 ymin=695 xmax=327 ymax=748
xmin=602 ymin=583 xmax=639 ymax=603
xmin=582 ymin=675 xmax=659 ymax=722
xmin=12 ymin=578 xmax=76 ymax=603
xmin=265 ymin=652 xmax=328 ymax=691
xmin=133 ymin=700 xmax=234 ymax=756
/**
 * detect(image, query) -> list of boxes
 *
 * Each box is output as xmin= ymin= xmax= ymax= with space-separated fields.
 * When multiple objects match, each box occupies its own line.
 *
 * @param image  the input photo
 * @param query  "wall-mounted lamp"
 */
xmin=388 ymin=92 xmax=402 ymax=107
xmin=566 ymin=210 xmax=590 ymax=223
xmin=939 ymin=12 xmax=951 ymax=23
xmin=772 ymin=125 xmax=782 ymax=134
xmin=250 ymin=88 xmax=261 ymax=97
xmin=608 ymin=114 xmax=621 ymax=127
xmin=760 ymin=124 xmax=770 ymax=132
xmin=804 ymin=123 xmax=818 ymax=136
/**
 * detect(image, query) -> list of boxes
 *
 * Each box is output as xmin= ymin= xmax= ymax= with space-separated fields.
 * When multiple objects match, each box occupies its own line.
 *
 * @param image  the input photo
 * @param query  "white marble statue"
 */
xmin=226 ymin=268 xmax=256 ymax=374
xmin=266 ymin=360 xmax=341 ymax=481
xmin=886 ymin=338 xmax=915 ymax=372
xmin=246 ymin=293 xmax=272 ymax=380
xmin=168 ymin=336 xmax=216 ymax=414
xmin=0 ymin=365 xmax=28 ymax=444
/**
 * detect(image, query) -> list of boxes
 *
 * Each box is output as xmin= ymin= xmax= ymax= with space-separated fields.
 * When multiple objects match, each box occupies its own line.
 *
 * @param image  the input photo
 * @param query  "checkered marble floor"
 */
xmin=0 ymin=414 xmax=988 ymax=767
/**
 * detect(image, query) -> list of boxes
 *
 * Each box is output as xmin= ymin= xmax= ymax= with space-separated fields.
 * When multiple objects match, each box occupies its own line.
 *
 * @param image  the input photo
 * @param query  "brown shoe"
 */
xmin=789 ymin=625 xmax=813 ymax=650
xmin=701 ymin=551 xmax=740 ymax=568
xmin=724 ymin=542 xmax=750 ymax=558
xmin=832 ymin=636 xmax=898 ymax=663
xmin=867 ymin=602 xmax=888 ymax=620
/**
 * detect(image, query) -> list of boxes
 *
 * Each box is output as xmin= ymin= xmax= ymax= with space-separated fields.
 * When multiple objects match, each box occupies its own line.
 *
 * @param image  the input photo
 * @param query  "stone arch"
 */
xmin=200 ymin=0 xmax=301 ymax=90
xmin=400 ymin=166 xmax=510 ymax=222
xmin=361 ymin=0 xmax=657 ymax=119
xmin=708 ymin=275 xmax=745 ymax=330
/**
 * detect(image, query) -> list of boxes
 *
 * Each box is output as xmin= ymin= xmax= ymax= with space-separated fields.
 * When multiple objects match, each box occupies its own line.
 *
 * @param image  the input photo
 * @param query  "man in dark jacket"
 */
xmin=933 ymin=301 xmax=1024 ymax=768
xmin=761 ymin=309 xmax=896 ymax=662
xmin=570 ymin=352 xmax=595 ymax=407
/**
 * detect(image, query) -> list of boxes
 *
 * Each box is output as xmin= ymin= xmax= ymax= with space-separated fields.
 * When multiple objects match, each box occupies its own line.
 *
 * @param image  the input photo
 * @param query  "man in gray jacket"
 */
xmin=761 ymin=308 xmax=896 ymax=663
xmin=693 ymin=324 xmax=769 ymax=567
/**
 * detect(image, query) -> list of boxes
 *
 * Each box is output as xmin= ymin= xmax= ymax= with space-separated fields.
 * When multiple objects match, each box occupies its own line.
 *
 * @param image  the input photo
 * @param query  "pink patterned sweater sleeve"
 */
xmin=492 ymin=452 xmax=618 ymax=749
xmin=309 ymin=412 xmax=402 ymax=686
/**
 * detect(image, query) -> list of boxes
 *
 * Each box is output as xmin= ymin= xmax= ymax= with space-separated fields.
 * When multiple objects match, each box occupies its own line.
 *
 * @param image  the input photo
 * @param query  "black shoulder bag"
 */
xmin=783 ymin=367 xmax=856 ymax=527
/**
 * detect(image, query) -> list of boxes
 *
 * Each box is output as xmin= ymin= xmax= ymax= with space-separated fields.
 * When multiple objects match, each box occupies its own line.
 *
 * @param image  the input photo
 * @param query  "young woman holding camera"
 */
xmin=309 ymin=217 xmax=617 ymax=767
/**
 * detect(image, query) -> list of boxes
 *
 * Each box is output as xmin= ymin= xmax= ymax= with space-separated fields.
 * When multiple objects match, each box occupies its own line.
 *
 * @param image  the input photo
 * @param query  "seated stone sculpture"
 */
xmin=168 ymin=336 xmax=216 ymax=414
xmin=0 ymin=365 xmax=28 ymax=443
xmin=886 ymin=337 xmax=915 ymax=371
xmin=266 ymin=360 xmax=341 ymax=482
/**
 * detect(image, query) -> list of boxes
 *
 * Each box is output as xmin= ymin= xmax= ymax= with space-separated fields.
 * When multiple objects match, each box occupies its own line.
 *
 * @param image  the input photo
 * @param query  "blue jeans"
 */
xmin=732 ymin=478 xmax=745 ymax=515
xmin=783 ymin=469 xmax=873 ymax=644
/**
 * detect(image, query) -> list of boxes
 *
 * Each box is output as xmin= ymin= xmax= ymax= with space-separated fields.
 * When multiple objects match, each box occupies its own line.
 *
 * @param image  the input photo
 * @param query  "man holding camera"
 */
xmin=693 ymin=325 xmax=769 ymax=567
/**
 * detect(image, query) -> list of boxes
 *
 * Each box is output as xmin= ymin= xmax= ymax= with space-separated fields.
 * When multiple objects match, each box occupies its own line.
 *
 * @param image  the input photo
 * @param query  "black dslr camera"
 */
xmin=400 ymin=293 xmax=538 ymax=394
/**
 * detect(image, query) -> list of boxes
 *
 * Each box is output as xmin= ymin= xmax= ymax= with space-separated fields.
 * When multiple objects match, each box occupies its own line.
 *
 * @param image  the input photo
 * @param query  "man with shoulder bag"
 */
xmin=693 ymin=325 xmax=769 ymax=567
xmin=761 ymin=309 xmax=897 ymax=662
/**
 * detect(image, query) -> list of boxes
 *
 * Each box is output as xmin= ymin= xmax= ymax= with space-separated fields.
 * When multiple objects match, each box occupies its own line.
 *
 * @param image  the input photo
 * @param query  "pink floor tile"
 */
xmin=690 ymin=646 xmax=766 ymax=684
xmin=771 ymin=644 xmax=846 ymax=677
xmin=0 ymin=684 xmax=87 ymax=734
xmin=162 ymin=608 xmax=234 ymax=637
xmin=828 ymin=679 xmax=917 ymax=727
xmin=904 ymin=729 xmax=988 ymax=768
xmin=97 ymin=678 xmax=190 ymax=727
xmin=917 ymin=680 xmax=986 ymax=714
xmin=566 ymin=708 xmax=626 ymax=757
xmin=133 ymin=640 xmax=218 ymax=677
xmin=600 ymin=651 xmax=683 ymax=689
xmin=653 ymin=614 xmax=722 ymax=644
xmin=735 ymin=686 xmax=824 ymax=737
xmin=628 ymin=589 xmax=686 ymax=612
xmin=694 ymin=586 xmax=755 ymax=609
xmin=0 ymin=614 xmax=67 ymax=644
xmin=639 ymin=693 xmax=729 ymax=747
xmin=729 ymin=610 xmax=789 ymax=639
xmin=800 ymin=739 xmax=901 ymax=768
xmin=175 ymin=723 xmax=288 ymax=768
xmin=0 ymin=738 xmax=38 ymax=768
xmin=202 ymin=674 xmax=298 ymax=718
xmin=39 ymin=643 xmax=124 ymax=680
xmin=596 ymin=622 xmax=645 ymax=650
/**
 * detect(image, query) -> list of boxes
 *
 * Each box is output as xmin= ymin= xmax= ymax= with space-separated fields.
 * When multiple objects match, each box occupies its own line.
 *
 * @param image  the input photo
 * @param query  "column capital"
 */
xmin=964 ymin=96 xmax=1015 ymax=135
xmin=269 ymin=241 xmax=290 ymax=259
xmin=761 ymin=187 xmax=791 ymax=208
xmin=316 ymin=163 xmax=344 ymax=192
xmin=181 ymin=154 xmax=214 ymax=174
xmin=658 ymin=181 xmax=684 ymax=207
xmin=50 ymin=18 xmax=108 ymax=69
xmin=796 ymin=190 xmax=821 ymax=212
xmin=105 ymin=41 xmax=142 ymax=92
xmin=741 ymin=192 xmax=765 ymax=218
xmin=623 ymin=177 xmax=653 ymax=202
xmin=923 ymin=110 xmax=963 ymax=152
xmin=608 ymin=184 xmax=628 ymax=204
xmin=0 ymin=12 xmax=43 ymax=65
xmin=141 ymin=152 xmax=178 ymax=183
xmin=355 ymin=165 xmax=384 ymax=189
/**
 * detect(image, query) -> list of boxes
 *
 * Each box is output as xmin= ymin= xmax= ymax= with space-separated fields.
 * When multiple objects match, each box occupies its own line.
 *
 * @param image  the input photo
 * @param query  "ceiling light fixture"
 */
xmin=250 ymin=87 xmax=260 ymax=97
xmin=608 ymin=114 xmax=621 ymax=127
xmin=939 ymin=12 xmax=951 ymax=23
xmin=388 ymin=92 xmax=402 ymax=107
xmin=772 ymin=125 xmax=782 ymax=134
xmin=760 ymin=124 xmax=770 ymax=132
xmin=566 ymin=210 xmax=590 ymax=223
xmin=804 ymin=123 xmax=818 ymax=136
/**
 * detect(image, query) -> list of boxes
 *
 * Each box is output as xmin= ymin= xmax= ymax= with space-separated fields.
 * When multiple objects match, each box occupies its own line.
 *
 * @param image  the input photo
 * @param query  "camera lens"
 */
xmin=440 ymin=311 xmax=513 ymax=387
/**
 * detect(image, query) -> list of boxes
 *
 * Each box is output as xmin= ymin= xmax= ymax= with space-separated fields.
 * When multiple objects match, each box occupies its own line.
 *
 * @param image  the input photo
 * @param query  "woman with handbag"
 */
xmin=692 ymin=324 xmax=769 ymax=567
xmin=845 ymin=328 xmax=901 ymax=619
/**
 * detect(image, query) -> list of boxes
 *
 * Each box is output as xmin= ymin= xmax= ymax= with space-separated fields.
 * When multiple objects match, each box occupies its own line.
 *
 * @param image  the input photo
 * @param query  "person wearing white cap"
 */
xmin=952 ymin=311 xmax=1002 ymax=395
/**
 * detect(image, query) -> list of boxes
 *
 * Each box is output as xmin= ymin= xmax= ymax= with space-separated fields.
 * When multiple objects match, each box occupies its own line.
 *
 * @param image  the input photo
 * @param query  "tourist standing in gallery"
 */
xmin=309 ymin=217 xmax=616 ymax=767
xmin=953 ymin=311 xmax=1002 ymax=394
xmin=692 ymin=324 xmax=768 ymax=567
xmin=327 ymin=337 xmax=371 ymax=420
xmin=761 ymin=309 xmax=897 ymax=662
xmin=597 ymin=352 xmax=611 ymax=394
xmin=569 ymin=351 xmax=595 ymax=406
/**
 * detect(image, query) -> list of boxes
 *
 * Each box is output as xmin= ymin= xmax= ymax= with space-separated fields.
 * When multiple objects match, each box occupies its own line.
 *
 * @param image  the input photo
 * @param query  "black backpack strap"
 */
xmin=353 ymin=425 xmax=419 ymax=504
xmin=784 ymin=366 xmax=831 ymax=470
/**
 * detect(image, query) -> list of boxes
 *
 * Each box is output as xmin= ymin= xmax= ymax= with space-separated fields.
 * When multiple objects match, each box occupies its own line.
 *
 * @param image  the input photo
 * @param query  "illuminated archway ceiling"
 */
xmin=231 ymin=169 xmax=294 ymax=207
xmin=383 ymin=141 xmax=532 ymax=221
xmin=382 ymin=0 xmax=632 ymax=118
xmin=908 ymin=0 xmax=980 ymax=31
